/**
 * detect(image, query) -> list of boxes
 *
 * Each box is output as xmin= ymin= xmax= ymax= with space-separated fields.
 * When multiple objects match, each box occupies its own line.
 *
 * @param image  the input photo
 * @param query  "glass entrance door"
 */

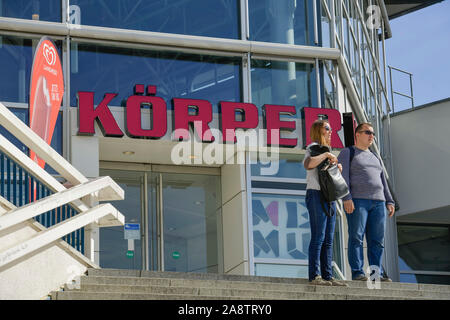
xmin=152 ymin=172 xmax=221 ymax=273
xmin=99 ymin=167 xmax=221 ymax=273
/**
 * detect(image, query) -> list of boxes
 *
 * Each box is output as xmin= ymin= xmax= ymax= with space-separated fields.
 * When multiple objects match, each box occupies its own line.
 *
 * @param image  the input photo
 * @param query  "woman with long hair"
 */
xmin=303 ymin=119 xmax=347 ymax=286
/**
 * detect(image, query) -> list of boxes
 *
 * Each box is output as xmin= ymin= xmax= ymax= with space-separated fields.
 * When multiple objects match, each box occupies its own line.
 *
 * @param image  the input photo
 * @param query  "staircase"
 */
xmin=0 ymin=102 xmax=125 ymax=299
xmin=51 ymin=268 xmax=450 ymax=300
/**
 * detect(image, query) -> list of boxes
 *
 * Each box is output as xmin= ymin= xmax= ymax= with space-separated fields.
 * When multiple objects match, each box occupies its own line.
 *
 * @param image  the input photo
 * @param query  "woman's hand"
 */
xmin=326 ymin=152 xmax=338 ymax=164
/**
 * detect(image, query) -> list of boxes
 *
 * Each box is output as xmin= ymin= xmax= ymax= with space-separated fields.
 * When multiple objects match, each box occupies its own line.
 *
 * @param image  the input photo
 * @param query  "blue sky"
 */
xmin=385 ymin=0 xmax=450 ymax=111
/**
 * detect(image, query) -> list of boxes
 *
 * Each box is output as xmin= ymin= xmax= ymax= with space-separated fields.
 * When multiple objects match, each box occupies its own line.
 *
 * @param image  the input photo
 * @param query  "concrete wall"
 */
xmin=387 ymin=98 xmax=450 ymax=222
xmin=220 ymin=155 xmax=249 ymax=275
xmin=0 ymin=220 xmax=96 ymax=300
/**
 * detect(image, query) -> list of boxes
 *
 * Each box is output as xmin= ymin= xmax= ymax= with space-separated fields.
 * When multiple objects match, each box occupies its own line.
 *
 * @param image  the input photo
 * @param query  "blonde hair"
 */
xmin=310 ymin=120 xmax=330 ymax=146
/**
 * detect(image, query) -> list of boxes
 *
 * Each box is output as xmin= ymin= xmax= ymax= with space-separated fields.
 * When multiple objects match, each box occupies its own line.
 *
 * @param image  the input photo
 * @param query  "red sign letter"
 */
xmin=264 ymin=105 xmax=297 ymax=147
xmin=172 ymin=98 xmax=214 ymax=142
xmin=78 ymin=92 xmax=124 ymax=137
xmin=220 ymin=102 xmax=259 ymax=143
xmin=126 ymin=95 xmax=167 ymax=139
xmin=302 ymin=107 xmax=344 ymax=148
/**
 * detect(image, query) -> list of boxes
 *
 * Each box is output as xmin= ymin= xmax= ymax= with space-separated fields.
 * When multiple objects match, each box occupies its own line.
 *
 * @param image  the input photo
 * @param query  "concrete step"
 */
xmin=78 ymin=275 xmax=450 ymax=299
xmin=50 ymin=268 xmax=450 ymax=300
xmin=52 ymin=287 xmax=427 ymax=301
xmin=86 ymin=268 xmax=450 ymax=293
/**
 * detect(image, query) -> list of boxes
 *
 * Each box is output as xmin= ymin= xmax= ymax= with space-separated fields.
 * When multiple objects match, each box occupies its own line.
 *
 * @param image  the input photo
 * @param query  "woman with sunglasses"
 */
xmin=303 ymin=120 xmax=347 ymax=286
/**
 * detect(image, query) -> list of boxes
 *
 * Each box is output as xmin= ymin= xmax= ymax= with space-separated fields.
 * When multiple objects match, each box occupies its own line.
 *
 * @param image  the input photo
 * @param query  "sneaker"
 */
xmin=328 ymin=277 xmax=349 ymax=287
xmin=353 ymin=274 xmax=368 ymax=281
xmin=380 ymin=277 xmax=392 ymax=282
xmin=309 ymin=275 xmax=332 ymax=286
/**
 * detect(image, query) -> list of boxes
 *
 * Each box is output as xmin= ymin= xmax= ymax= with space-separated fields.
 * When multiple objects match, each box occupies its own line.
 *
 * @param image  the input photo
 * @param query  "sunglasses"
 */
xmin=324 ymin=126 xmax=332 ymax=131
xmin=359 ymin=130 xmax=376 ymax=136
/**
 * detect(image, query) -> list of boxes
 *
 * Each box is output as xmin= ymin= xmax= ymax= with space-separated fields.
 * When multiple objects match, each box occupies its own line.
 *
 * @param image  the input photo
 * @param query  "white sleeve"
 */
xmin=303 ymin=148 xmax=311 ymax=165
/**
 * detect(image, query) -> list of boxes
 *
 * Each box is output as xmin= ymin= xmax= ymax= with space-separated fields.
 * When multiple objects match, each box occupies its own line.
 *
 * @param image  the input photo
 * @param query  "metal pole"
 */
xmin=316 ymin=58 xmax=322 ymax=107
xmin=158 ymin=173 xmax=164 ymax=271
xmin=388 ymin=66 xmax=394 ymax=114
xmin=143 ymin=172 xmax=149 ymax=270
xmin=313 ymin=0 xmax=318 ymax=45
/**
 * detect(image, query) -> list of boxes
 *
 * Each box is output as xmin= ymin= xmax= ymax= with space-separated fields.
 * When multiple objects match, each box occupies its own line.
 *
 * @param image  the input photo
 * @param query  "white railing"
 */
xmin=0 ymin=101 xmax=124 ymax=269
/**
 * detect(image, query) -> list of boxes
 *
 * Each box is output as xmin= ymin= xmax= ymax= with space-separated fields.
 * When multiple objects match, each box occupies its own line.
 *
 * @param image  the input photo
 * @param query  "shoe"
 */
xmin=353 ymin=274 xmax=368 ymax=281
xmin=381 ymin=277 xmax=392 ymax=282
xmin=328 ymin=277 xmax=349 ymax=287
xmin=309 ymin=275 xmax=332 ymax=286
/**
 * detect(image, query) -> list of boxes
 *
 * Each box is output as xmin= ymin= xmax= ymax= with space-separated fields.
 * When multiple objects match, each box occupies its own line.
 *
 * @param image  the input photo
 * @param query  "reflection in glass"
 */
xmin=251 ymin=153 xmax=306 ymax=179
xmin=98 ymin=169 xmax=221 ymax=273
xmin=251 ymin=59 xmax=316 ymax=111
xmin=70 ymin=43 xmax=242 ymax=112
xmin=252 ymin=193 xmax=309 ymax=260
xmin=0 ymin=108 xmax=62 ymax=173
xmin=159 ymin=173 xmax=221 ymax=273
xmin=249 ymin=0 xmax=314 ymax=46
xmin=98 ymin=170 xmax=144 ymax=270
xmin=69 ymin=0 xmax=239 ymax=39
xmin=255 ymin=263 xmax=308 ymax=278
xmin=0 ymin=35 xmax=62 ymax=104
xmin=0 ymin=0 xmax=61 ymax=22
xmin=398 ymin=224 xmax=450 ymax=284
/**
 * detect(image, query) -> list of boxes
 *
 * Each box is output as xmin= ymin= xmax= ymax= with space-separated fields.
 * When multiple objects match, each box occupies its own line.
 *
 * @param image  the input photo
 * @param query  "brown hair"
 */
xmin=310 ymin=120 xmax=330 ymax=146
xmin=355 ymin=122 xmax=373 ymax=135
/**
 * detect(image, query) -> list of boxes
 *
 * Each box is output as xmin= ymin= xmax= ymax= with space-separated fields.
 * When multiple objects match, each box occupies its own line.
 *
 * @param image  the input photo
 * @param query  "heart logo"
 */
xmin=43 ymin=43 xmax=56 ymax=66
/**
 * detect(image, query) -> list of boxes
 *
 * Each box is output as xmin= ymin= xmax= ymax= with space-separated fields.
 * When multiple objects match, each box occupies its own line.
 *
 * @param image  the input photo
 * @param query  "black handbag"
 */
xmin=309 ymin=145 xmax=350 ymax=216
xmin=317 ymin=160 xmax=350 ymax=202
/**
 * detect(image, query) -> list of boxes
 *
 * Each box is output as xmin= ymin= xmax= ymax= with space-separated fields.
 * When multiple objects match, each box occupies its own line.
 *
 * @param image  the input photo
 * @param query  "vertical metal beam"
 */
xmin=142 ymin=172 xmax=149 ymax=271
xmin=313 ymin=0 xmax=319 ymax=45
xmin=330 ymin=0 xmax=336 ymax=48
xmin=241 ymin=0 xmax=250 ymax=40
xmin=245 ymin=151 xmax=254 ymax=275
xmin=315 ymin=58 xmax=322 ymax=107
xmin=334 ymin=60 xmax=340 ymax=110
xmin=243 ymin=53 xmax=252 ymax=103
xmin=158 ymin=173 xmax=164 ymax=271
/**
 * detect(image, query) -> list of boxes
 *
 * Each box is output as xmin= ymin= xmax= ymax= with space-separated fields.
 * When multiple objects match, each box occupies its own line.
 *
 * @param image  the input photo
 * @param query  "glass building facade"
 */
xmin=0 ymin=0 xmax=403 ymax=282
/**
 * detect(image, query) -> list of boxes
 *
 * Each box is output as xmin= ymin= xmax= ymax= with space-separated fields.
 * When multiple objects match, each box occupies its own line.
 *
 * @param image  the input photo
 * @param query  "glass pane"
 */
xmin=69 ymin=0 xmax=239 ymax=39
xmin=70 ymin=43 xmax=242 ymax=113
xmin=399 ymin=273 xmax=418 ymax=284
xmin=251 ymin=59 xmax=317 ymax=110
xmin=251 ymin=153 xmax=306 ymax=179
xmin=255 ymin=263 xmax=308 ymax=278
xmin=98 ymin=169 xmax=144 ymax=270
xmin=0 ymin=35 xmax=62 ymax=104
xmin=398 ymin=224 xmax=450 ymax=273
xmin=252 ymin=193 xmax=309 ymax=260
xmin=407 ymin=274 xmax=450 ymax=285
xmin=320 ymin=2 xmax=332 ymax=48
xmin=160 ymin=172 xmax=221 ymax=273
xmin=249 ymin=0 xmax=314 ymax=46
xmin=0 ymin=0 xmax=61 ymax=22
xmin=0 ymin=107 xmax=62 ymax=173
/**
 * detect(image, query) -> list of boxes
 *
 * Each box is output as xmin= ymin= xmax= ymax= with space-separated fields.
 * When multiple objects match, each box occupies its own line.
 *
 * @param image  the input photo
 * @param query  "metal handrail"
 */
xmin=0 ymin=102 xmax=124 ymax=260
xmin=388 ymin=65 xmax=414 ymax=114
xmin=0 ymin=150 xmax=84 ymax=252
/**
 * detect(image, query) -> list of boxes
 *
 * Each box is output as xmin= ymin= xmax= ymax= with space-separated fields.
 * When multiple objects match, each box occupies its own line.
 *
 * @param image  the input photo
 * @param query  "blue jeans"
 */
xmin=346 ymin=199 xmax=387 ymax=279
xmin=306 ymin=189 xmax=336 ymax=281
